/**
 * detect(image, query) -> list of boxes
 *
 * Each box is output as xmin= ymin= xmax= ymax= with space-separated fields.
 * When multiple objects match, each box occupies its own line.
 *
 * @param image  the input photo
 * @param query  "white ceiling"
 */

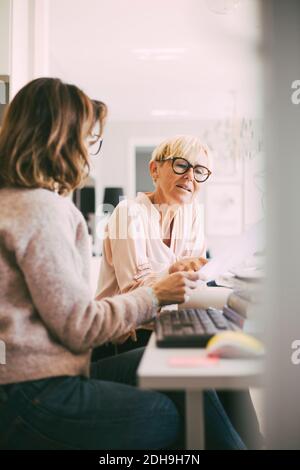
xmin=49 ymin=0 xmax=263 ymax=120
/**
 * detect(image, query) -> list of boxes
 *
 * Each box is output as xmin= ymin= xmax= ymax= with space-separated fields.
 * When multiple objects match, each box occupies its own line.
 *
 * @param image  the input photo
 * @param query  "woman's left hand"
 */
xmin=169 ymin=257 xmax=208 ymax=274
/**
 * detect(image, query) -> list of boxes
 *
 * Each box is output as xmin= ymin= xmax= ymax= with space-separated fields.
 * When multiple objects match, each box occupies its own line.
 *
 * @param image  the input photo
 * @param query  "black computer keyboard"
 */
xmin=155 ymin=308 xmax=239 ymax=348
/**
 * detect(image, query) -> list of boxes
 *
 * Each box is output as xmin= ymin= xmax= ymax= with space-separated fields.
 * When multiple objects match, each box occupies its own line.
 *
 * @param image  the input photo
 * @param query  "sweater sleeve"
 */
xmin=101 ymin=202 xmax=169 ymax=293
xmin=16 ymin=198 xmax=156 ymax=354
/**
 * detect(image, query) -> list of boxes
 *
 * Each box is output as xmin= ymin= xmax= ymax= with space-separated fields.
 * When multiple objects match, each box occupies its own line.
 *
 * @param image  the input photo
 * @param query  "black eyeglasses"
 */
xmin=161 ymin=157 xmax=211 ymax=183
xmin=88 ymin=134 xmax=103 ymax=156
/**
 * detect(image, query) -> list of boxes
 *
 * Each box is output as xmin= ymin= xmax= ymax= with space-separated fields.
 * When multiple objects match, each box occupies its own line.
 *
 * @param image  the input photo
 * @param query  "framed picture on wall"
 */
xmin=205 ymin=183 xmax=243 ymax=236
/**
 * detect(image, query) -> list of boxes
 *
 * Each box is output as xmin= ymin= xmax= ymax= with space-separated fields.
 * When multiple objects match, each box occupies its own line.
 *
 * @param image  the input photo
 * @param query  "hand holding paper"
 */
xmin=199 ymin=220 xmax=265 ymax=281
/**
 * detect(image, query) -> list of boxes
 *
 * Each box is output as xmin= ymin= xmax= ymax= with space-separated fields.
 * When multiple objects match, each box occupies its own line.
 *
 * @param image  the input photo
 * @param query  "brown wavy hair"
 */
xmin=0 ymin=78 xmax=107 ymax=195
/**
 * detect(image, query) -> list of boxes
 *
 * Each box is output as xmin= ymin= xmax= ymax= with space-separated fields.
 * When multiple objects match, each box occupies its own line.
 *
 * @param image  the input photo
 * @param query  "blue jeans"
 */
xmin=0 ymin=348 xmax=245 ymax=450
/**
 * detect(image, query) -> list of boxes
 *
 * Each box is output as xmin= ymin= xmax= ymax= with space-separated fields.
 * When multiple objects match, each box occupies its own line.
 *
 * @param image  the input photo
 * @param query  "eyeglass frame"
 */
xmin=160 ymin=156 xmax=212 ymax=183
xmin=88 ymin=134 xmax=103 ymax=156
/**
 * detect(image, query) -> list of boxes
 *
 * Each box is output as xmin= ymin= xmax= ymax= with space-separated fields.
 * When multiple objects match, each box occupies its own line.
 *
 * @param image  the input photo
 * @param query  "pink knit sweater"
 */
xmin=0 ymin=188 xmax=156 ymax=384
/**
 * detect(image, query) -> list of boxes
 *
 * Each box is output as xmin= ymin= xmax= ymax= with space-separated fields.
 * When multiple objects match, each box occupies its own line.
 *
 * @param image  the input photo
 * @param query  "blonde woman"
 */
xmin=98 ymin=135 xmax=210 ymax=298
xmin=0 ymin=79 xmax=247 ymax=449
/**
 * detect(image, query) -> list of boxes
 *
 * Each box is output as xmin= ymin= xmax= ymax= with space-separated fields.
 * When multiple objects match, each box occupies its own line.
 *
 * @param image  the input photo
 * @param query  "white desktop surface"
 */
xmin=137 ymin=333 xmax=263 ymax=449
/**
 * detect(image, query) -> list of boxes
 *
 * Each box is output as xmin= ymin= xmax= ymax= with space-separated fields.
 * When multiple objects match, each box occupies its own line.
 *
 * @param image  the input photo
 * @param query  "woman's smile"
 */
xmin=175 ymin=183 xmax=193 ymax=193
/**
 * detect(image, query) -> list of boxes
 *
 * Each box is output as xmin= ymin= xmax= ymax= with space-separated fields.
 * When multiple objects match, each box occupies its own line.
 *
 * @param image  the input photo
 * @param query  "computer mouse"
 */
xmin=206 ymin=331 xmax=265 ymax=359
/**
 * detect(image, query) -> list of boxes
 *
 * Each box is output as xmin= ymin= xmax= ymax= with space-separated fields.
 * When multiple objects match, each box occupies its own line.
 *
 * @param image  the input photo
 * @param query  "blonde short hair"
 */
xmin=150 ymin=135 xmax=210 ymax=166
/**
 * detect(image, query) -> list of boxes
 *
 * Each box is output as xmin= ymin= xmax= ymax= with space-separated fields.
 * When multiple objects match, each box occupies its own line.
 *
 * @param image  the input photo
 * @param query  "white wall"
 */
xmin=0 ymin=0 xmax=11 ymax=75
xmin=9 ymin=0 xmax=49 ymax=99
xmin=9 ymin=0 xmax=31 ymax=98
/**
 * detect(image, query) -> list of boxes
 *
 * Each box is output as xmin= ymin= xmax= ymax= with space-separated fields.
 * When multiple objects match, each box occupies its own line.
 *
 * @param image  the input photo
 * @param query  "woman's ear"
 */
xmin=149 ymin=160 xmax=159 ymax=183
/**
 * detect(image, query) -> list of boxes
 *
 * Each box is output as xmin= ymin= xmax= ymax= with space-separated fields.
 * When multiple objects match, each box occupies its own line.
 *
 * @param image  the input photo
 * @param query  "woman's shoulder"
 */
xmin=0 ymin=187 xmax=57 ymax=208
xmin=106 ymin=195 xmax=151 ymax=235
xmin=0 ymin=187 xmax=77 ymax=222
xmin=112 ymin=194 xmax=150 ymax=217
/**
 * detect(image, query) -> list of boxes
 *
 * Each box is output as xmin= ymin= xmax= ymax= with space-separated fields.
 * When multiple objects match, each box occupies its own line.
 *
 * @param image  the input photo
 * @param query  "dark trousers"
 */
xmin=0 ymin=347 xmax=246 ymax=450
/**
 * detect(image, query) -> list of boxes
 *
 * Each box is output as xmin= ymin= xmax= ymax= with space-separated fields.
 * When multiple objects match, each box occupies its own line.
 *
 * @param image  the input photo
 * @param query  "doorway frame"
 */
xmin=127 ymin=137 xmax=166 ymax=199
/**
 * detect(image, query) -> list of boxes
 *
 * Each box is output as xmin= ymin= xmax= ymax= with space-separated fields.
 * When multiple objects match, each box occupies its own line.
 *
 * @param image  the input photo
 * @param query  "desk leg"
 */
xmin=186 ymin=391 xmax=204 ymax=450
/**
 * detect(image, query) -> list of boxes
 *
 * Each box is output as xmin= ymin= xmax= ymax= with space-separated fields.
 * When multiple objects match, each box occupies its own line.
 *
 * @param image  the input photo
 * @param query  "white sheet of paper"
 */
xmin=199 ymin=219 xmax=265 ymax=281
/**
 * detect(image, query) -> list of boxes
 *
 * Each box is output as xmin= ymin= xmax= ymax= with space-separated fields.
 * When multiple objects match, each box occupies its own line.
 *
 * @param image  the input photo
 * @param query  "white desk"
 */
xmin=137 ymin=333 xmax=263 ymax=450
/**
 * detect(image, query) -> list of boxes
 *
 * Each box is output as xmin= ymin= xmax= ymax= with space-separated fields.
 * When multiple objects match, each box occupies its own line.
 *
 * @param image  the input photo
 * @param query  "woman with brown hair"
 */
xmin=0 ymin=77 xmax=246 ymax=449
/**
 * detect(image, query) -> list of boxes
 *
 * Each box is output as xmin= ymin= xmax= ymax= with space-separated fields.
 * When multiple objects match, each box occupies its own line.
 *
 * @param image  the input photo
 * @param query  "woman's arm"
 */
xmin=16 ymin=202 xmax=157 ymax=354
xmin=100 ymin=202 xmax=170 ymax=293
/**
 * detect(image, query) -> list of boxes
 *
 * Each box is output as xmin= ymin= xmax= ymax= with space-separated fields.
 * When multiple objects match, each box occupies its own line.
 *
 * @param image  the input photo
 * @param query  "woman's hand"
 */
xmin=112 ymin=329 xmax=137 ymax=345
xmin=113 ymin=271 xmax=201 ymax=341
xmin=169 ymin=257 xmax=208 ymax=274
xmin=152 ymin=271 xmax=200 ymax=306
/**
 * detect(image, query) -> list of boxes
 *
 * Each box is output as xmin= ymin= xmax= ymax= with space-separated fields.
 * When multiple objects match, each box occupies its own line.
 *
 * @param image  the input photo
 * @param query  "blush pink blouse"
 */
xmin=97 ymin=192 xmax=206 ymax=298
